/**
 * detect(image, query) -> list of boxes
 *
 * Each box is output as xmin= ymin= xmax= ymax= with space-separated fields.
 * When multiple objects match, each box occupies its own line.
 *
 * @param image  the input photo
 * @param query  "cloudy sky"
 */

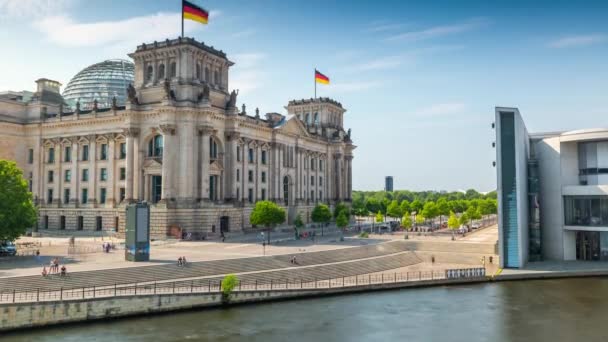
xmin=2 ymin=0 xmax=608 ymax=192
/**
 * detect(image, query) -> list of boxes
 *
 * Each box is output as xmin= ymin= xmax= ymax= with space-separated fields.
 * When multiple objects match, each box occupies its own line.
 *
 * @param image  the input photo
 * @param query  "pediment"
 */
xmin=77 ymin=136 xmax=90 ymax=144
xmin=143 ymin=158 xmax=162 ymax=170
xmin=277 ymin=116 xmax=310 ymax=137
xmin=210 ymin=160 xmax=224 ymax=173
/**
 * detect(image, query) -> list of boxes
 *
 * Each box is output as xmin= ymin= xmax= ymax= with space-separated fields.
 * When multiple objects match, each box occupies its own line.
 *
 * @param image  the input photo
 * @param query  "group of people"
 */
xmin=177 ymin=256 xmax=188 ymax=266
xmin=290 ymin=256 xmax=298 ymax=265
xmin=42 ymin=258 xmax=67 ymax=277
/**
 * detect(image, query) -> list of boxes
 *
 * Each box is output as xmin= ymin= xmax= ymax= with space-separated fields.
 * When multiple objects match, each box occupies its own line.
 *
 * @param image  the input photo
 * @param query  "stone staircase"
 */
xmin=0 ymin=241 xmax=418 ymax=292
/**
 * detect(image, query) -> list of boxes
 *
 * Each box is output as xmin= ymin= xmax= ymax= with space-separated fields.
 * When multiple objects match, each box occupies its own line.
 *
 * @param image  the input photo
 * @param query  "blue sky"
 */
xmin=2 ymin=0 xmax=608 ymax=192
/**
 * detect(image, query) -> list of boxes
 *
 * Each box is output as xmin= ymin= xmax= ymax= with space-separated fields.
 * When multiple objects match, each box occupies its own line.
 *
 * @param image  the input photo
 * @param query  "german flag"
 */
xmin=183 ymin=0 xmax=209 ymax=25
xmin=315 ymin=70 xmax=330 ymax=85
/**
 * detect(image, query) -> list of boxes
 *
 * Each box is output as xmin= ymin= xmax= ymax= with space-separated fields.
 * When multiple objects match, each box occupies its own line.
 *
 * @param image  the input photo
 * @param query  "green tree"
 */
xmin=365 ymin=198 xmax=381 ymax=215
xmin=221 ymin=274 xmax=239 ymax=302
xmin=250 ymin=200 xmax=286 ymax=244
xmin=0 ymin=160 xmax=36 ymax=241
xmin=459 ymin=212 xmax=470 ymax=227
xmin=386 ymin=200 xmax=402 ymax=220
xmin=436 ymin=198 xmax=449 ymax=227
xmin=415 ymin=214 xmax=425 ymax=227
xmin=336 ymin=211 xmax=349 ymax=230
xmin=375 ymin=211 xmax=384 ymax=223
xmin=421 ymin=201 xmax=438 ymax=227
xmin=447 ymin=211 xmax=460 ymax=240
xmin=401 ymin=214 xmax=412 ymax=231
xmin=411 ymin=199 xmax=424 ymax=214
xmin=311 ymin=204 xmax=332 ymax=225
xmin=333 ymin=202 xmax=349 ymax=219
xmin=399 ymin=200 xmax=411 ymax=215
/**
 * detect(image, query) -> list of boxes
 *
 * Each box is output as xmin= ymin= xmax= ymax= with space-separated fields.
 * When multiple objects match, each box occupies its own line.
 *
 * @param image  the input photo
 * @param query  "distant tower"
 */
xmin=385 ymin=176 xmax=393 ymax=192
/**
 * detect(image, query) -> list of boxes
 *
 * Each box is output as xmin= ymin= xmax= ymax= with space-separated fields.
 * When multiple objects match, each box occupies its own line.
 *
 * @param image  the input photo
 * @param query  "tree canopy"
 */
xmin=447 ymin=212 xmax=460 ymax=230
xmin=401 ymin=214 xmax=412 ymax=231
xmin=333 ymin=202 xmax=349 ymax=219
xmin=336 ymin=211 xmax=349 ymax=229
xmin=0 ymin=160 xmax=37 ymax=241
xmin=386 ymin=200 xmax=402 ymax=219
xmin=375 ymin=211 xmax=383 ymax=223
xmin=294 ymin=214 xmax=304 ymax=229
xmin=250 ymin=201 xmax=286 ymax=228
xmin=311 ymin=204 xmax=332 ymax=224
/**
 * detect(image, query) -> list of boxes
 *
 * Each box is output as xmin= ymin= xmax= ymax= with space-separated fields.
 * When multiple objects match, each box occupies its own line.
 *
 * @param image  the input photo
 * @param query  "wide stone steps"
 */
xmin=0 ymin=241 xmax=412 ymax=292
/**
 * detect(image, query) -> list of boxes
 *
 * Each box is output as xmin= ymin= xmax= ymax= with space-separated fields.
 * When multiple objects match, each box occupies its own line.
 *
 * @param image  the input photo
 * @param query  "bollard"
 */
xmin=12 ymin=289 xmax=15 ymax=303
xmin=114 ymin=283 xmax=117 ymax=296
xmin=342 ymin=276 xmax=345 ymax=287
xmin=270 ymin=279 xmax=273 ymax=290
xmin=255 ymin=279 xmax=258 ymax=291
xmin=135 ymin=283 xmax=138 ymax=295
xmin=37 ymin=288 xmax=39 ymax=302
xmin=93 ymin=286 xmax=96 ymax=298
xmin=154 ymin=282 xmax=157 ymax=295
xmin=208 ymin=280 xmax=211 ymax=292
xmin=60 ymin=287 xmax=63 ymax=301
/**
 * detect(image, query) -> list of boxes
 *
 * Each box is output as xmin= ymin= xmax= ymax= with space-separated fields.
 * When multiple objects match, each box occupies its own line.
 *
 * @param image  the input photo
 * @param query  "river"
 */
xmin=4 ymin=278 xmax=608 ymax=342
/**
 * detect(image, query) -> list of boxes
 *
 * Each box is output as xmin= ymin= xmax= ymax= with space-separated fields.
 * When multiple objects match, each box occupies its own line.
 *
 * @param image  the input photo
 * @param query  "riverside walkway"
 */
xmin=0 ymin=240 xmax=420 ymax=293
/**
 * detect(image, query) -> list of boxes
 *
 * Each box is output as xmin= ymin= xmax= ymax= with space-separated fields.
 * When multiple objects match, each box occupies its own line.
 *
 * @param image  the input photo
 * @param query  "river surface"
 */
xmin=4 ymin=278 xmax=608 ymax=342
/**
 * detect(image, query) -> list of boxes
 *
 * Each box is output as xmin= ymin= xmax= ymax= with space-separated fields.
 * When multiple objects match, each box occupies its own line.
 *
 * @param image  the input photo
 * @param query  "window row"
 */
xmin=42 ymin=215 xmax=109 ymax=231
xmin=46 ymin=168 xmax=126 ymax=183
xmin=146 ymin=62 xmax=177 ymax=82
xmin=43 ymin=143 xmax=126 ymax=164
xmin=236 ymin=146 xmax=268 ymax=165
xmin=46 ymin=187 xmax=126 ymax=205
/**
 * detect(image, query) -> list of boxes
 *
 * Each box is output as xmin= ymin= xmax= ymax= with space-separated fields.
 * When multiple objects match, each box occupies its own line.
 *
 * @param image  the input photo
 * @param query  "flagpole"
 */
xmin=181 ymin=0 xmax=184 ymax=38
xmin=314 ymin=68 xmax=317 ymax=99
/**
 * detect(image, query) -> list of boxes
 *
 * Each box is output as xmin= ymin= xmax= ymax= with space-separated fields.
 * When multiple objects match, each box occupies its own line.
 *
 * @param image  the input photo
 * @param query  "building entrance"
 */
xmin=576 ymin=231 xmax=600 ymax=261
xmin=220 ymin=216 xmax=229 ymax=233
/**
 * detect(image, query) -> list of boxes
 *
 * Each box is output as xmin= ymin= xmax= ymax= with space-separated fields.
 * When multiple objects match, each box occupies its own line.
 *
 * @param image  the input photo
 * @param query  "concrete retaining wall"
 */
xmin=0 ymin=278 xmax=486 ymax=333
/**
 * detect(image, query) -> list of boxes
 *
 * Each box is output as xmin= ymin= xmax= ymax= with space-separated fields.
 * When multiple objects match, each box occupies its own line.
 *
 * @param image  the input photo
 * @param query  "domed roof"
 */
xmin=62 ymin=59 xmax=134 ymax=110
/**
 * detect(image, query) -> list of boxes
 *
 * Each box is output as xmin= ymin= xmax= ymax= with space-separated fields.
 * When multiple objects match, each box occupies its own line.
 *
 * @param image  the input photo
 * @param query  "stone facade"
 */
xmin=0 ymin=37 xmax=355 ymax=239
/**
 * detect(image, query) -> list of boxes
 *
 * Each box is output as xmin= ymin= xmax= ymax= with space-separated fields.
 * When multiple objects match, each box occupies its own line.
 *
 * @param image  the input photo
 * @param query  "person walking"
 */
xmin=42 ymin=266 xmax=48 ymax=277
xmin=60 ymin=265 xmax=67 ymax=277
xmin=178 ymin=257 xmax=183 ymax=267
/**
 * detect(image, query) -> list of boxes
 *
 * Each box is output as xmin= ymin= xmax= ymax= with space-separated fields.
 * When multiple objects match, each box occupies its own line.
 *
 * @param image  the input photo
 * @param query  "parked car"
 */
xmin=0 ymin=241 xmax=17 ymax=256
xmin=471 ymin=223 xmax=481 ymax=230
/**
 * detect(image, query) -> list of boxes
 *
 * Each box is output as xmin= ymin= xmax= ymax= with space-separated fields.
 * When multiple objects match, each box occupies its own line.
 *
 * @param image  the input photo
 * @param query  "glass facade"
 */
xmin=63 ymin=59 xmax=134 ymax=110
xmin=499 ymin=112 xmax=520 ymax=268
xmin=564 ymin=196 xmax=608 ymax=226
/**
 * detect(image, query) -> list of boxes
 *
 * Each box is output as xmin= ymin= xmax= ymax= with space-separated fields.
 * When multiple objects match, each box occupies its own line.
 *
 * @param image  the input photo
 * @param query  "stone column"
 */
xmin=123 ymin=128 xmax=139 ymax=203
xmin=89 ymin=136 xmax=97 ymax=205
xmin=224 ymin=131 xmax=239 ymax=201
xmin=346 ymin=156 xmax=353 ymax=200
xmin=144 ymin=174 xmax=150 ymax=202
xmin=107 ymin=136 xmax=116 ymax=206
xmin=334 ymin=153 xmax=342 ymax=202
xmin=159 ymin=124 xmax=177 ymax=204
xmin=198 ymin=125 xmax=214 ymax=202
xmin=70 ymin=140 xmax=78 ymax=204
xmin=178 ymin=121 xmax=196 ymax=205
xmin=55 ymin=141 xmax=62 ymax=205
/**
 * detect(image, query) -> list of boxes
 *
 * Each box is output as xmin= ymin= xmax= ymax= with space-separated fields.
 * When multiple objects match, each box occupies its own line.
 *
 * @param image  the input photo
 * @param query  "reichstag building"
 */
xmin=0 ymin=37 xmax=355 ymax=238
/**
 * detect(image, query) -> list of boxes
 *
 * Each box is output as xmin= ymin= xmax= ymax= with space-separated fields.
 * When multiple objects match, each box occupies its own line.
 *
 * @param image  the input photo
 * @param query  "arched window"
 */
xmin=205 ymin=67 xmax=210 ymax=83
xmin=314 ymin=112 xmax=319 ymax=126
xmin=146 ymin=65 xmax=154 ymax=82
xmin=158 ymin=64 xmax=165 ymax=80
xmin=283 ymin=176 xmax=290 ymax=205
xmin=148 ymin=135 xmax=163 ymax=157
xmin=209 ymin=137 xmax=218 ymax=159
xmin=170 ymin=62 xmax=177 ymax=78
xmin=305 ymin=113 xmax=310 ymax=125
xmin=196 ymin=63 xmax=201 ymax=80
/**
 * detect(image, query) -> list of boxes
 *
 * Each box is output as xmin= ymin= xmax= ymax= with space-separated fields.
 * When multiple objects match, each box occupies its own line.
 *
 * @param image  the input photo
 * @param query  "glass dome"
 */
xmin=62 ymin=59 xmax=134 ymax=110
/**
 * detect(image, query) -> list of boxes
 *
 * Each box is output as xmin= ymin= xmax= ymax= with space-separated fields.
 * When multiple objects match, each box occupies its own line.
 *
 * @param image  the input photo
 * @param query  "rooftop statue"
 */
xmin=226 ymin=89 xmax=238 ymax=109
xmin=127 ymin=84 xmax=139 ymax=105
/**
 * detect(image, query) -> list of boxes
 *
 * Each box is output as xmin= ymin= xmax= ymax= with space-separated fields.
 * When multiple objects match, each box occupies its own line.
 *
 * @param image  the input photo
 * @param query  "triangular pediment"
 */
xmin=210 ymin=160 xmax=224 ymax=173
xmin=277 ymin=116 xmax=310 ymax=137
xmin=143 ymin=158 xmax=162 ymax=170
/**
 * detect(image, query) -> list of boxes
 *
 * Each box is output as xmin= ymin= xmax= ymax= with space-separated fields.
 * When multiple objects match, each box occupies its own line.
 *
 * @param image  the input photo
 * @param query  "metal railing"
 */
xmin=0 ymin=268 xmax=487 ymax=304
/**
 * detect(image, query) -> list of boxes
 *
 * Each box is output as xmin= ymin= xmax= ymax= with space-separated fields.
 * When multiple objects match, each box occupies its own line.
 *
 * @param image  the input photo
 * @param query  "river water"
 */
xmin=4 ymin=278 xmax=608 ymax=342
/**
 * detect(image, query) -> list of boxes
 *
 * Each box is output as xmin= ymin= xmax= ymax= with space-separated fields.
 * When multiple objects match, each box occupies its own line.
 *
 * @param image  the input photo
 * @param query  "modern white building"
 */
xmin=496 ymin=107 xmax=608 ymax=268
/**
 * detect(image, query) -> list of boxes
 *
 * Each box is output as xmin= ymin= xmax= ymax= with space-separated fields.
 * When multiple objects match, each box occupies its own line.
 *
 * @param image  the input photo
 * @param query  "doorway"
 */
xmin=151 ymin=175 xmax=162 ymax=203
xmin=576 ymin=231 xmax=600 ymax=261
xmin=220 ymin=216 xmax=230 ymax=233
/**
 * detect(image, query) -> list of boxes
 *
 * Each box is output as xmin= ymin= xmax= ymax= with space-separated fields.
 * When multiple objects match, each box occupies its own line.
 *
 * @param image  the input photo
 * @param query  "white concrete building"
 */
xmin=496 ymin=107 xmax=608 ymax=268
xmin=0 ymin=37 xmax=355 ymax=239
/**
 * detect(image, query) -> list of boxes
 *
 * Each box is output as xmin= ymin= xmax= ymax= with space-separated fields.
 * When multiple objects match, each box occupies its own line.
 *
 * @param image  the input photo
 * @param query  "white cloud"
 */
xmin=548 ymin=34 xmax=607 ymax=48
xmin=348 ymin=55 xmax=408 ymax=72
xmin=413 ymin=102 xmax=466 ymax=117
xmin=385 ymin=18 xmax=489 ymax=42
xmin=0 ymin=0 xmax=72 ymax=19
xmin=34 ymin=11 xmax=221 ymax=48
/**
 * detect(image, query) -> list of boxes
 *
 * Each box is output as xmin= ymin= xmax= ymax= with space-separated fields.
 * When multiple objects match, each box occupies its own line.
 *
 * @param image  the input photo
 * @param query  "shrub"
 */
xmin=221 ymin=274 xmax=239 ymax=301
xmin=358 ymin=232 xmax=369 ymax=238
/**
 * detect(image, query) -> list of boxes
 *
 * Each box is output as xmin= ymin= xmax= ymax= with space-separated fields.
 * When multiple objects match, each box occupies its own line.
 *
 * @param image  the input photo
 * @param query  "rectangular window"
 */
xmin=28 ymin=149 xmax=34 ymax=164
xmin=100 ymin=188 xmax=107 ymax=204
xmin=311 ymin=158 xmax=315 ymax=170
xmin=64 ymin=170 xmax=71 ymax=182
xmin=48 ymin=170 xmax=54 ymax=183
xmin=96 ymin=216 xmax=103 ymax=231
xmin=48 ymin=148 xmax=55 ymax=163
xmin=248 ymin=170 xmax=253 ymax=182
xmin=82 ymin=169 xmax=89 ymax=182
xmin=236 ymin=188 xmax=240 ymax=201
xmin=60 ymin=216 xmax=66 ymax=230
xmin=319 ymin=190 xmax=323 ymax=201
xmin=100 ymin=144 xmax=108 ymax=160
xmin=261 ymin=150 xmax=267 ymax=164
xmin=44 ymin=215 xmax=49 ymax=229
xmin=82 ymin=145 xmax=89 ymax=161
xmin=77 ymin=216 xmax=84 ymax=230
xmin=320 ymin=160 xmax=324 ymax=171
xmin=64 ymin=188 xmax=70 ymax=204
xmin=47 ymin=189 xmax=53 ymax=204
xmin=236 ymin=169 xmax=240 ymax=182
xmin=64 ymin=146 xmax=71 ymax=162
xmin=319 ymin=177 xmax=323 ymax=186
xmin=100 ymin=168 xmax=107 ymax=181
xmin=261 ymin=188 xmax=266 ymax=201
xmin=311 ymin=190 xmax=315 ymax=202
xmin=120 ymin=143 xmax=126 ymax=159
xmin=248 ymin=148 xmax=254 ymax=163
xmin=120 ymin=167 xmax=126 ymax=181
xmin=81 ymin=188 xmax=88 ymax=204
xmin=237 ymin=146 xmax=241 ymax=162
xmin=248 ymin=188 xmax=253 ymax=203
xmin=261 ymin=171 xmax=266 ymax=183
xmin=120 ymin=188 xmax=126 ymax=202
xmin=311 ymin=175 xmax=315 ymax=186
